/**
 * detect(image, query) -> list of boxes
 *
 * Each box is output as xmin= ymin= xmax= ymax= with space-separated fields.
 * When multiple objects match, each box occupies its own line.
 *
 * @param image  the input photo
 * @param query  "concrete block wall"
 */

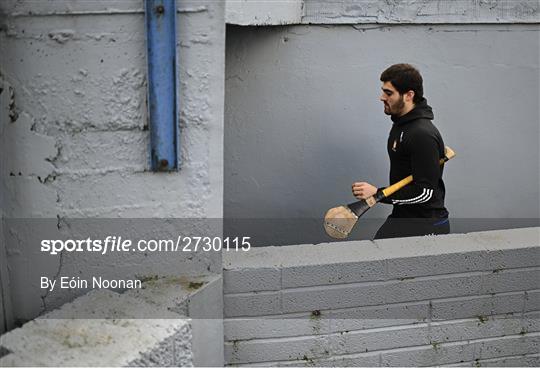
xmin=223 ymin=228 xmax=540 ymax=366
xmin=0 ymin=0 xmax=225 ymax=218
xmin=0 ymin=0 xmax=225 ymax=323
xmin=0 ymin=290 xmax=194 ymax=366
xmin=0 ymin=274 xmax=223 ymax=367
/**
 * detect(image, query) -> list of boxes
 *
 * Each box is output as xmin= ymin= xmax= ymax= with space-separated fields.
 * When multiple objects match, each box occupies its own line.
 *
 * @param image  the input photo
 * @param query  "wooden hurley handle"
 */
xmin=381 ymin=146 xmax=455 ymax=198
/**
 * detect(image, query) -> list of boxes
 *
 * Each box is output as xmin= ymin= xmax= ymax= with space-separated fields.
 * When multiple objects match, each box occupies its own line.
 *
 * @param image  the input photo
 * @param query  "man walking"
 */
xmin=352 ymin=64 xmax=450 ymax=239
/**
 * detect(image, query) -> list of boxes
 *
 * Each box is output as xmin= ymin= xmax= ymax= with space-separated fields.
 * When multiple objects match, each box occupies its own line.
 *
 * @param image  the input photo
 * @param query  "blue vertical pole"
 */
xmin=145 ymin=0 xmax=179 ymax=171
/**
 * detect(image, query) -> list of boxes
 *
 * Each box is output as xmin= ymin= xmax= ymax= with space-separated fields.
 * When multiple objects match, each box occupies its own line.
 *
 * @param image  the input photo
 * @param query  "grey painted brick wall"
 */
xmin=223 ymin=228 xmax=540 ymax=366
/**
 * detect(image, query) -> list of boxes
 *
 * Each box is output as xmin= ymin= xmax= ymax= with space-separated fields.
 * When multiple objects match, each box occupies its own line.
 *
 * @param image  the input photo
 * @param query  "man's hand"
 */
xmin=352 ymin=182 xmax=377 ymax=200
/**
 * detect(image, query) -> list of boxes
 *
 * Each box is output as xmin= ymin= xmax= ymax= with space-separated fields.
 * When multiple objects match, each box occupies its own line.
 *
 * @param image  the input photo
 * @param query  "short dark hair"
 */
xmin=380 ymin=64 xmax=424 ymax=103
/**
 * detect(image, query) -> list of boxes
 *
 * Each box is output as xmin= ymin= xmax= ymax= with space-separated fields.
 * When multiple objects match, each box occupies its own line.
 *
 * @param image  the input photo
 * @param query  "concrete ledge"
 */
xmin=0 ymin=274 xmax=224 ymax=367
xmin=223 ymin=227 xmax=539 ymax=287
xmin=124 ymin=274 xmax=224 ymax=367
xmin=0 ymin=289 xmax=193 ymax=366
xmin=124 ymin=274 xmax=219 ymax=318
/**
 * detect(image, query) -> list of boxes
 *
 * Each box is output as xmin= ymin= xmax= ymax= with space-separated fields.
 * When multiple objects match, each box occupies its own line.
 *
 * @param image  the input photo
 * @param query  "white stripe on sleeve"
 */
xmin=392 ymin=189 xmax=433 ymax=205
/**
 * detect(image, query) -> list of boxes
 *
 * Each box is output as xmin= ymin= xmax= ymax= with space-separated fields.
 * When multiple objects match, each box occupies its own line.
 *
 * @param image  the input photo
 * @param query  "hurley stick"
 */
xmin=324 ymin=146 xmax=455 ymax=239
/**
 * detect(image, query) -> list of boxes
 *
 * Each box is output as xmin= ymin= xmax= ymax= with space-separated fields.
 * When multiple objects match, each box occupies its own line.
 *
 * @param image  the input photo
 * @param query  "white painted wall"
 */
xmin=0 ymin=0 xmax=225 ymax=324
xmin=0 ymin=0 xmax=224 ymax=218
xmin=223 ymin=227 xmax=540 ymax=366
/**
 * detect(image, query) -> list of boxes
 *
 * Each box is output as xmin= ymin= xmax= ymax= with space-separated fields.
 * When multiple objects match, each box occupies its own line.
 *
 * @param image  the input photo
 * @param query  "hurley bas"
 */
xmin=41 ymin=276 xmax=142 ymax=291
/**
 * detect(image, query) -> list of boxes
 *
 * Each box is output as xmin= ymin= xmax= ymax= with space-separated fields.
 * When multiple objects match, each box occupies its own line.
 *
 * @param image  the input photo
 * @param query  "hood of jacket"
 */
xmin=391 ymin=98 xmax=434 ymax=126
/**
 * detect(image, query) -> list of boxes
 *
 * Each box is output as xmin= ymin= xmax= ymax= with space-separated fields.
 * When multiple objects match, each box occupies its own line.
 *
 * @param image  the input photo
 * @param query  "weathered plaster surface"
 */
xmin=302 ymin=0 xmax=539 ymax=24
xmin=226 ymin=0 xmax=304 ymax=25
xmin=222 ymin=0 xmax=539 ymax=25
xmin=0 ymin=0 xmax=225 ymax=322
xmin=0 ymin=0 xmax=224 ymax=219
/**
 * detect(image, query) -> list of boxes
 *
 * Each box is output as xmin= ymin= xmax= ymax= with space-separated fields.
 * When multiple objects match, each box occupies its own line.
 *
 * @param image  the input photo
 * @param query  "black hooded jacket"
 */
xmin=378 ymin=98 xmax=449 ymax=219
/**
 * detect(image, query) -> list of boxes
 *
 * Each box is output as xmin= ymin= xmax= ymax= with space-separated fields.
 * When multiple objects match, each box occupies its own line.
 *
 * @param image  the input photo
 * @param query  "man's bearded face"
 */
xmin=380 ymin=81 xmax=406 ymax=117
xmin=384 ymin=94 xmax=405 ymax=116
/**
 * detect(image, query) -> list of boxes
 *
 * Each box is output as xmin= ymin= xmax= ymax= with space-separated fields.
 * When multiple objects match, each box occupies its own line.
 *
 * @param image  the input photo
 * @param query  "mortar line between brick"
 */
xmin=225 ymin=289 xmax=539 ymax=319
xmin=228 ymin=331 xmax=540 ymax=366
xmin=443 ymin=352 xmax=540 ymax=367
xmin=523 ymin=290 xmax=528 ymax=315
xmin=279 ymin=267 xmax=283 ymax=314
xmin=224 ymin=312 xmax=539 ymax=343
xmin=224 ymin=266 xmax=540 ymax=296
xmin=233 ymin=351 xmax=540 ymax=367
